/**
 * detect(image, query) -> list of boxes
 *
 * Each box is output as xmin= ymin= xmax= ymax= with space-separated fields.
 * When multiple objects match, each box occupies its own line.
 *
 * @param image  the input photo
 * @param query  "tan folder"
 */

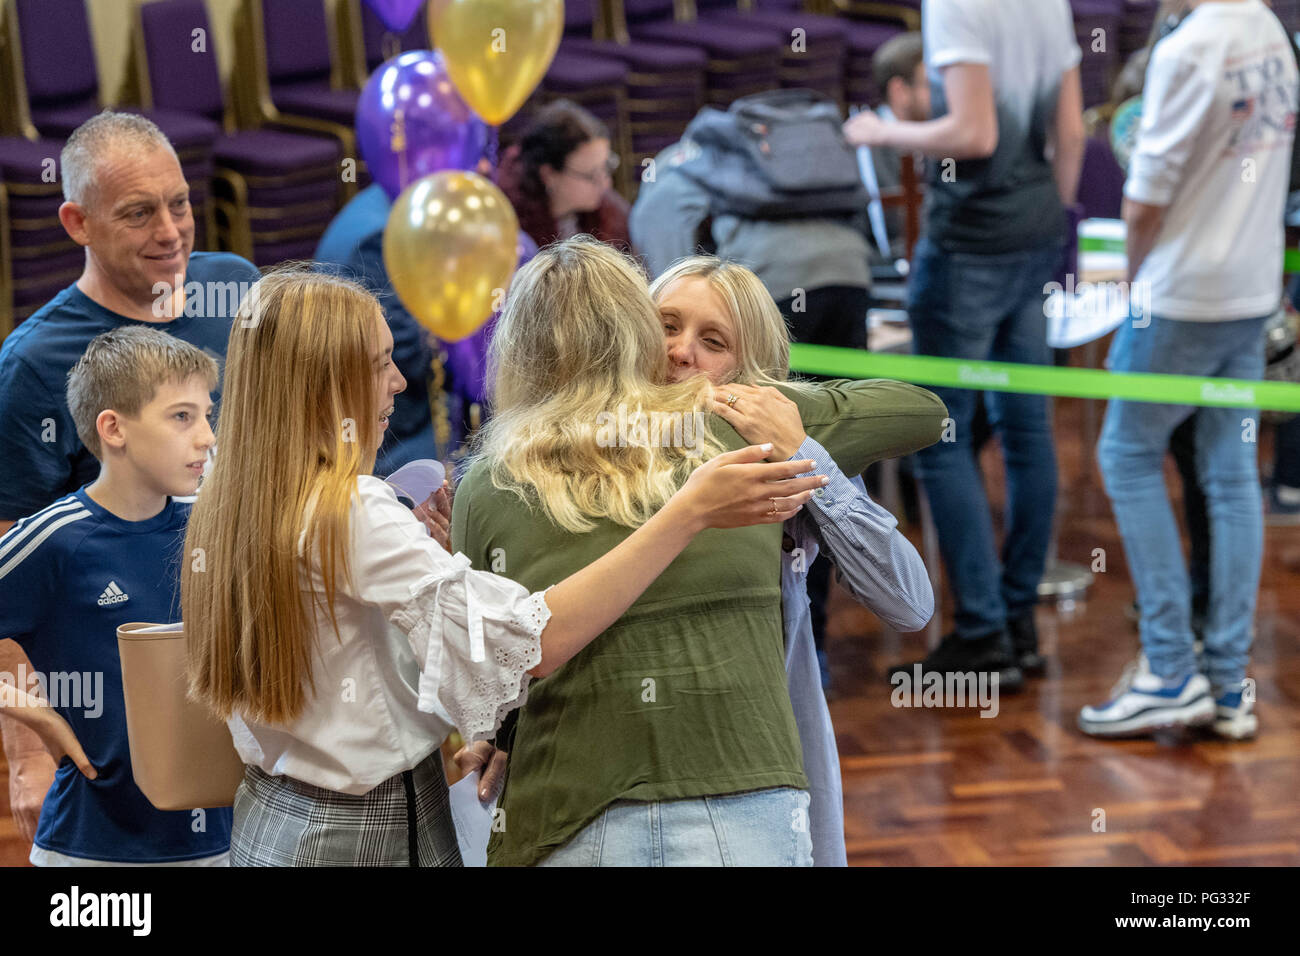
xmin=116 ymin=622 xmax=244 ymax=809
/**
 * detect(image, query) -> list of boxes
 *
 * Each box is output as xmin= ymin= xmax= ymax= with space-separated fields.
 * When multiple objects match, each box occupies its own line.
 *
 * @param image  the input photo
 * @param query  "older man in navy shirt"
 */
xmin=0 ymin=111 xmax=260 ymax=847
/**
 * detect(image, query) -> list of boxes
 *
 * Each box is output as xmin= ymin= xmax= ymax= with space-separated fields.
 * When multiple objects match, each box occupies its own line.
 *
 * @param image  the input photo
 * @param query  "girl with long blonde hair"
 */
xmin=650 ymin=255 xmax=939 ymax=867
xmin=182 ymin=267 xmax=827 ymax=866
xmin=455 ymin=237 xmax=945 ymax=866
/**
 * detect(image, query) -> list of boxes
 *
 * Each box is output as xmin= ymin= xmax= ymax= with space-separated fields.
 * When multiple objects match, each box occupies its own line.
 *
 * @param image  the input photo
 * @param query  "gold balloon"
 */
xmin=383 ymin=171 xmax=520 ymax=342
xmin=429 ymin=0 xmax=563 ymax=126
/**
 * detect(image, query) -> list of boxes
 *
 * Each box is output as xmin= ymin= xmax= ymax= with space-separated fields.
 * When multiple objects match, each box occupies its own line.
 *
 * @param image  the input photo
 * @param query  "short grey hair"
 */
xmin=60 ymin=110 xmax=179 ymax=207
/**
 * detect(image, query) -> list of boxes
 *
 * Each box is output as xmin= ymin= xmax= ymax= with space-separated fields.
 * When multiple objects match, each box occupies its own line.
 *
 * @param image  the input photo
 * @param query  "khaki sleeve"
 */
xmin=779 ymin=378 xmax=949 ymax=478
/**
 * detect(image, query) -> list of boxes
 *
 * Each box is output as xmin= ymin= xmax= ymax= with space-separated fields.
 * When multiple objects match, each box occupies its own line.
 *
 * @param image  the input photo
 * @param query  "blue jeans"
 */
xmin=907 ymin=237 xmax=1062 ymax=639
xmin=1098 ymin=314 xmax=1268 ymax=692
xmin=536 ymin=788 xmax=813 ymax=867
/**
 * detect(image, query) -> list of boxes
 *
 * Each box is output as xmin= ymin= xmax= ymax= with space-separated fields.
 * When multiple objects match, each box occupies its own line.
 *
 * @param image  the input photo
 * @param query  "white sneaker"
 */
xmin=1106 ymin=651 xmax=1150 ymax=701
xmin=1079 ymin=671 xmax=1215 ymax=737
xmin=1212 ymin=689 xmax=1258 ymax=740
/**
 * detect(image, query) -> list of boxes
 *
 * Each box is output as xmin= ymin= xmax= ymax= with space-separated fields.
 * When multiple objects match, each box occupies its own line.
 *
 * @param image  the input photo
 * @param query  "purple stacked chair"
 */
xmin=6 ymin=0 xmax=219 ymax=249
xmin=694 ymin=0 xmax=848 ymax=104
xmin=826 ymin=0 xmax=919 ymax=108
xmin=1119 ymin=0 xmax=1159 ymax=59
xmin=557 ymin=0 xmax=708 ymax=188
xmin=842 ymin=18 xmax=906 ymax=108
xmin=255 ymin=0 xmax=360 ymax=128
xmin=1273 ymin=0 xmax=1300 ymax=34
xmin=0 ymin=137 xmax=83 ymax=328
xmin=138 ymin=0 xmax=343 ymax=266
xmin=0 ymin=181 xmax=9 ymax=335
xmin=834 ymin=0 xmax=921 ymax=31
xmin=618 ymin=0 xmax=784 ymax=106
xmin=247 ymin=0 xmax=361 ymax=198
xmin=345 ymin=0 xmax=430 ymax=86
xmin=1077 ymin=135 xmax=1126 ymax=221
xmin=1071 ymin=0 xmax=1124 ymax=108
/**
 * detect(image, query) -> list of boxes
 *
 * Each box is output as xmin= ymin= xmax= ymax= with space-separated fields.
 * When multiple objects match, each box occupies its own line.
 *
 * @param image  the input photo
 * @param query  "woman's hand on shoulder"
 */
xmin=711 ymin=383 xmax=808 ymax=462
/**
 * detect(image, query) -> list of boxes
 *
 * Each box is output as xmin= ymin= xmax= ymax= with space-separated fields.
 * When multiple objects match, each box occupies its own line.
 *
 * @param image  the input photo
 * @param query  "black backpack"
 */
xmin=675 ymin=88 xmax=869 ymax=220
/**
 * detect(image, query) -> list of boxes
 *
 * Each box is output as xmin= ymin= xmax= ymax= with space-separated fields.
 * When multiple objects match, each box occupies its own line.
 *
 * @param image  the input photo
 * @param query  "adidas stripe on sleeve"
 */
xmin=0 ymin=496 xmax=89 ymax=646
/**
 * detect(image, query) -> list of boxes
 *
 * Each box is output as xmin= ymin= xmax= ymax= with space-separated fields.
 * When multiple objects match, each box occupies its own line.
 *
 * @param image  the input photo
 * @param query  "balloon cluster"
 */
xmin=358 ymin=0 xmax=562 ymax=343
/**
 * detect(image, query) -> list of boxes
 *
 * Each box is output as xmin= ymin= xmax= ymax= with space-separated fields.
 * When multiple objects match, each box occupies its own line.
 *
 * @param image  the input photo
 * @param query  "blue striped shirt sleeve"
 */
xmin=794 ymin=435 xmax=933 ymax=632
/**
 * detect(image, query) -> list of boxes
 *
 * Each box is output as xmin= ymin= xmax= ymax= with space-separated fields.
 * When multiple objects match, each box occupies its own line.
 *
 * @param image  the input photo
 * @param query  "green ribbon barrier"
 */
xmin=1077 ymin=236 xmax=1126 ymax=255
xmin=1077 ymin=235 xmax=1300 ymax=274
xmin=788 ymin=344 xmax=1300 ymax=413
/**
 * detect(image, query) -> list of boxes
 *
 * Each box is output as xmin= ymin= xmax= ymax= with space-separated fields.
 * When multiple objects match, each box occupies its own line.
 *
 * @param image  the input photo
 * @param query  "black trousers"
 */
xmin=776 ymin=285 xmax=871 ymax=353
xmin=774 ymin=285 xmax=871 ymax=650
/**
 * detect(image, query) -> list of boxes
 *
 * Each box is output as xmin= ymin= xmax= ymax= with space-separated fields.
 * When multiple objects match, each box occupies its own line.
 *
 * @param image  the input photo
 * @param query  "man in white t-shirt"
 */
xmin=844 ymin=0 xmax=1085 ymax=688
xmin=1080 ymin=0 xmax=1298 ymax=739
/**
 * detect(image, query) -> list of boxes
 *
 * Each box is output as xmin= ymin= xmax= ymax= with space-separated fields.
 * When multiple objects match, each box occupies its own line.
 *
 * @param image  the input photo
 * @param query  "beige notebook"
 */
xmin=116 ymin=622 xmax=244 ymax=810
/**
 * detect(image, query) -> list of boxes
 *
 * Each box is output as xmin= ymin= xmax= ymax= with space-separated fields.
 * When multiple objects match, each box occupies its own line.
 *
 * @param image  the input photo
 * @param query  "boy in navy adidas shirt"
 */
xmin=0 ymin=326 xmax=232 ymax=864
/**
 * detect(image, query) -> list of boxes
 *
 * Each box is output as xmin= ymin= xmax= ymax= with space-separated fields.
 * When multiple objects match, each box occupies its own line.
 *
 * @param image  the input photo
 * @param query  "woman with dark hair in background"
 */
xmin=495 ymin=100 xmax=632 ymax=252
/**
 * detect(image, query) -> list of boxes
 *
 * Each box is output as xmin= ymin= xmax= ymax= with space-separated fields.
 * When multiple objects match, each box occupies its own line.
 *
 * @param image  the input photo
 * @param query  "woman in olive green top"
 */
xmin=451 ymin=237 xmax=945 ymax=866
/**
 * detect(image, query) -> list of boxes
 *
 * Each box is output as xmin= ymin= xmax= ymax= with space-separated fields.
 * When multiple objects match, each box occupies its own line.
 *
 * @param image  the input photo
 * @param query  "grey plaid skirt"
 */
xmin=230 ymin=750 xmax=463 ymax=867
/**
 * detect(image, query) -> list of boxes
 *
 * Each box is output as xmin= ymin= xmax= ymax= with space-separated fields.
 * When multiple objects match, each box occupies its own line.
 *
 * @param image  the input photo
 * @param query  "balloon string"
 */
xmin=429 ymin=350 xmax=452 ymax=462
xmin=393 ymin=107 xmax=408 ymax=192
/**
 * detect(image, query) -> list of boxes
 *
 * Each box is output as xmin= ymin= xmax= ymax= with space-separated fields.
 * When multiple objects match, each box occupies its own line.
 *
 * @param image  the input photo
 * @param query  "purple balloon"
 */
xmin=443 ymin=321 xmax=493 ymax=407
xmin=363 ymin=0 xmax=424 ymax=33
xmin=515 ymin=232 xmax=539 ymax=268
xmin=357 ymin=51 xmax=489 ymax=201
xmin=442 ymin=234 xmax=540 ymax=404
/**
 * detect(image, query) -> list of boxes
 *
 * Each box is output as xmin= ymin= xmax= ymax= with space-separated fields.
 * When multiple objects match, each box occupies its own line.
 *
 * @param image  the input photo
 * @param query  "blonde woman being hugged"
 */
xmin=652 ymin=256 xmax=937 ymax=867
xmin=181 ymin=269 xmax=827 ymax=866
xmin=454 ymin=237 xmax=947 ymax=866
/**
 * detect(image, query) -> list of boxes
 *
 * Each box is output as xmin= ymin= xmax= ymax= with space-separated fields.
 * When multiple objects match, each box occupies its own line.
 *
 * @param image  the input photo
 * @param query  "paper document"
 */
xmin=448 ymin=772 xmax=497 ymax=867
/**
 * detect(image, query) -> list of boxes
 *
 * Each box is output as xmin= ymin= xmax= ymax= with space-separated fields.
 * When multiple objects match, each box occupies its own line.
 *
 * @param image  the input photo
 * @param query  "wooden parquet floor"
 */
xmin=831 ymin=396 xmax=1300 ymax=867
xmin=1 ymin=396 xmax=1297 ymax=866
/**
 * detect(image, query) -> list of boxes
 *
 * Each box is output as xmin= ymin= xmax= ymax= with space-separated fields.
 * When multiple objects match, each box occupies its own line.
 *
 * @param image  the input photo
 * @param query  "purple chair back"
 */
xmin=360 ymin=3 xmax=429 ymax=72
xmin=1119 ymin=0 xmax=1158 ymax=56
xmin=623 ymin=0 xmax=677 ymax=24
xmin=565 ymin=0 xmax=596 ymax=33
xmin=1078 ymin=135 xmax=1125 ymax=221
xmin=139 ymin=0 xmax=226 ymax=121
xmin=14 ymin=0 xmax=98 ymax=109
xmin=261 ymin=0 xmax=333 ymax=83
xmin=1070 ymin=0 xmax=1125 ymax=14
xmin=1275 ymin=0 xmax=1300 ymax=33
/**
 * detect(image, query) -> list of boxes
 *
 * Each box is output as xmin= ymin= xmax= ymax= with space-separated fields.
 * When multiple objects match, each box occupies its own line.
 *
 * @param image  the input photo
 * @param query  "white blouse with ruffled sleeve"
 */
xmin=226 ymin=475 xmax=550 ymax=795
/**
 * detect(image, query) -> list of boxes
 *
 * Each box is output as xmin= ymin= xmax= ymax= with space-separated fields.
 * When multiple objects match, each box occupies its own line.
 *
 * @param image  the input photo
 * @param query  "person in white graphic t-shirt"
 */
xmin=1080 ymin=0 xmax=1298 ymax=739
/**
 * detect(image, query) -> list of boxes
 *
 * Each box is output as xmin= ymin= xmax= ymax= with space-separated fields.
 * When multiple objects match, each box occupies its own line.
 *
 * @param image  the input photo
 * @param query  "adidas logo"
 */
xmin=97 ymin=581 xmax=129 ymax=607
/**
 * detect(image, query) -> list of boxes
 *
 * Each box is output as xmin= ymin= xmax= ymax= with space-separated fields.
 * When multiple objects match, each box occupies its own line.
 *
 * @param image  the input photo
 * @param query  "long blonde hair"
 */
xmin=473 ymin=235 xmax=727 ymax=532
xmin=184 ymin=269 xmax=383 ymax=723
xmin=650 ymin=256 xmax=815 ymax=392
